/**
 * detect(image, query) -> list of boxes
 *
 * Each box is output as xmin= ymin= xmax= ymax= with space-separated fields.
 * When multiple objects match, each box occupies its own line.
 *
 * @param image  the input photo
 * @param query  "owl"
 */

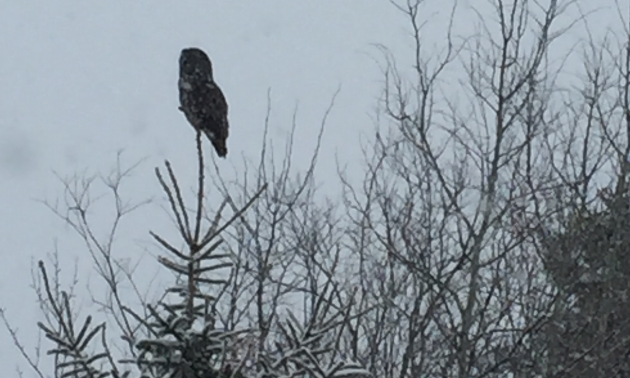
xmin=178 ymin=47 xmax=229 ymax=158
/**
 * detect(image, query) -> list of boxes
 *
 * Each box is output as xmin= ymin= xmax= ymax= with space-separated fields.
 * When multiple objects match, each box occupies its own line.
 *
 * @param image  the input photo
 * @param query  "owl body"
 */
xmin=178 ymin=48 xmax=229 ymax=157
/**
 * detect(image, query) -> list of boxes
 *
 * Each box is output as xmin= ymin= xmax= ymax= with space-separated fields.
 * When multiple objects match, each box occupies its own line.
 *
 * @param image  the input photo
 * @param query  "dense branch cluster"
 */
xmin=30 ymin=133 xmax=370 ymax=378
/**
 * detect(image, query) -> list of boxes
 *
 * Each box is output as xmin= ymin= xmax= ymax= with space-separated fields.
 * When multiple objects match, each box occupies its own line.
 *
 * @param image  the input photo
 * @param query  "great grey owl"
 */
xmin=178 ymin=47 xmax=229 ymax=158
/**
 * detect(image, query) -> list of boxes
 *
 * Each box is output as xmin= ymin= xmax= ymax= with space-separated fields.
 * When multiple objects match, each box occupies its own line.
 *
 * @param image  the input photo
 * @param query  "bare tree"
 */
xmin=337 ymin=0 xmax=601 ymax=377
xmin=5 ymin=96 xmax=370 ymax=378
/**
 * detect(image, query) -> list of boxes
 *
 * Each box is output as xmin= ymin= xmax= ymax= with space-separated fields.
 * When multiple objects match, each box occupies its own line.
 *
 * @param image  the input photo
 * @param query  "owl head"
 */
xmin=179 ymin=47 xmax=213 ymax=80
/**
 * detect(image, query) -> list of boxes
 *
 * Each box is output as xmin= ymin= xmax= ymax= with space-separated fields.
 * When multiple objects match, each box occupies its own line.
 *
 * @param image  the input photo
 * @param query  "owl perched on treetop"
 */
xmin=178 ymin=47 xmax=229 ymax=158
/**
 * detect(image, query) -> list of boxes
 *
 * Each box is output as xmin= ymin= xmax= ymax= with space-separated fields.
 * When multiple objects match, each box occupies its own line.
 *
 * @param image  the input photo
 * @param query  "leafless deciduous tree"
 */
xmin=5 ymin=108 xmax=370 ymax=378
xmin=335 ymin=0 xmax=630 ymax=377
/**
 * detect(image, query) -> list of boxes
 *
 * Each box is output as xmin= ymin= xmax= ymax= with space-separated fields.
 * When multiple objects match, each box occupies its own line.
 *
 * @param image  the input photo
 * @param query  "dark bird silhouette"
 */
xmin=178 ymin=47 xmax=229 ymax=158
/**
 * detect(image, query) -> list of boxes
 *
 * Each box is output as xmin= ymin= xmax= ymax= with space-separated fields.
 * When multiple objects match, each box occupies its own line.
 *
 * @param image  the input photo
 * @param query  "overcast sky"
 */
xmin=0 ymin=0 xmax=622 ymax=375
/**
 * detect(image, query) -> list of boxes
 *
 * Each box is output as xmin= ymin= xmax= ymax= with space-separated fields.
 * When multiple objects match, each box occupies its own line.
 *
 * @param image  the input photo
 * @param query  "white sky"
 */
xmin=0 ymin=0 xmax=622 ymax=375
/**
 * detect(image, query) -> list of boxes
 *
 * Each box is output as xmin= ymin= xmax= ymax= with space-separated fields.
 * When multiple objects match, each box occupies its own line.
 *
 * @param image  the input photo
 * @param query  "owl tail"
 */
xmin=203 ymin=131 xmax=227 ymax=158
